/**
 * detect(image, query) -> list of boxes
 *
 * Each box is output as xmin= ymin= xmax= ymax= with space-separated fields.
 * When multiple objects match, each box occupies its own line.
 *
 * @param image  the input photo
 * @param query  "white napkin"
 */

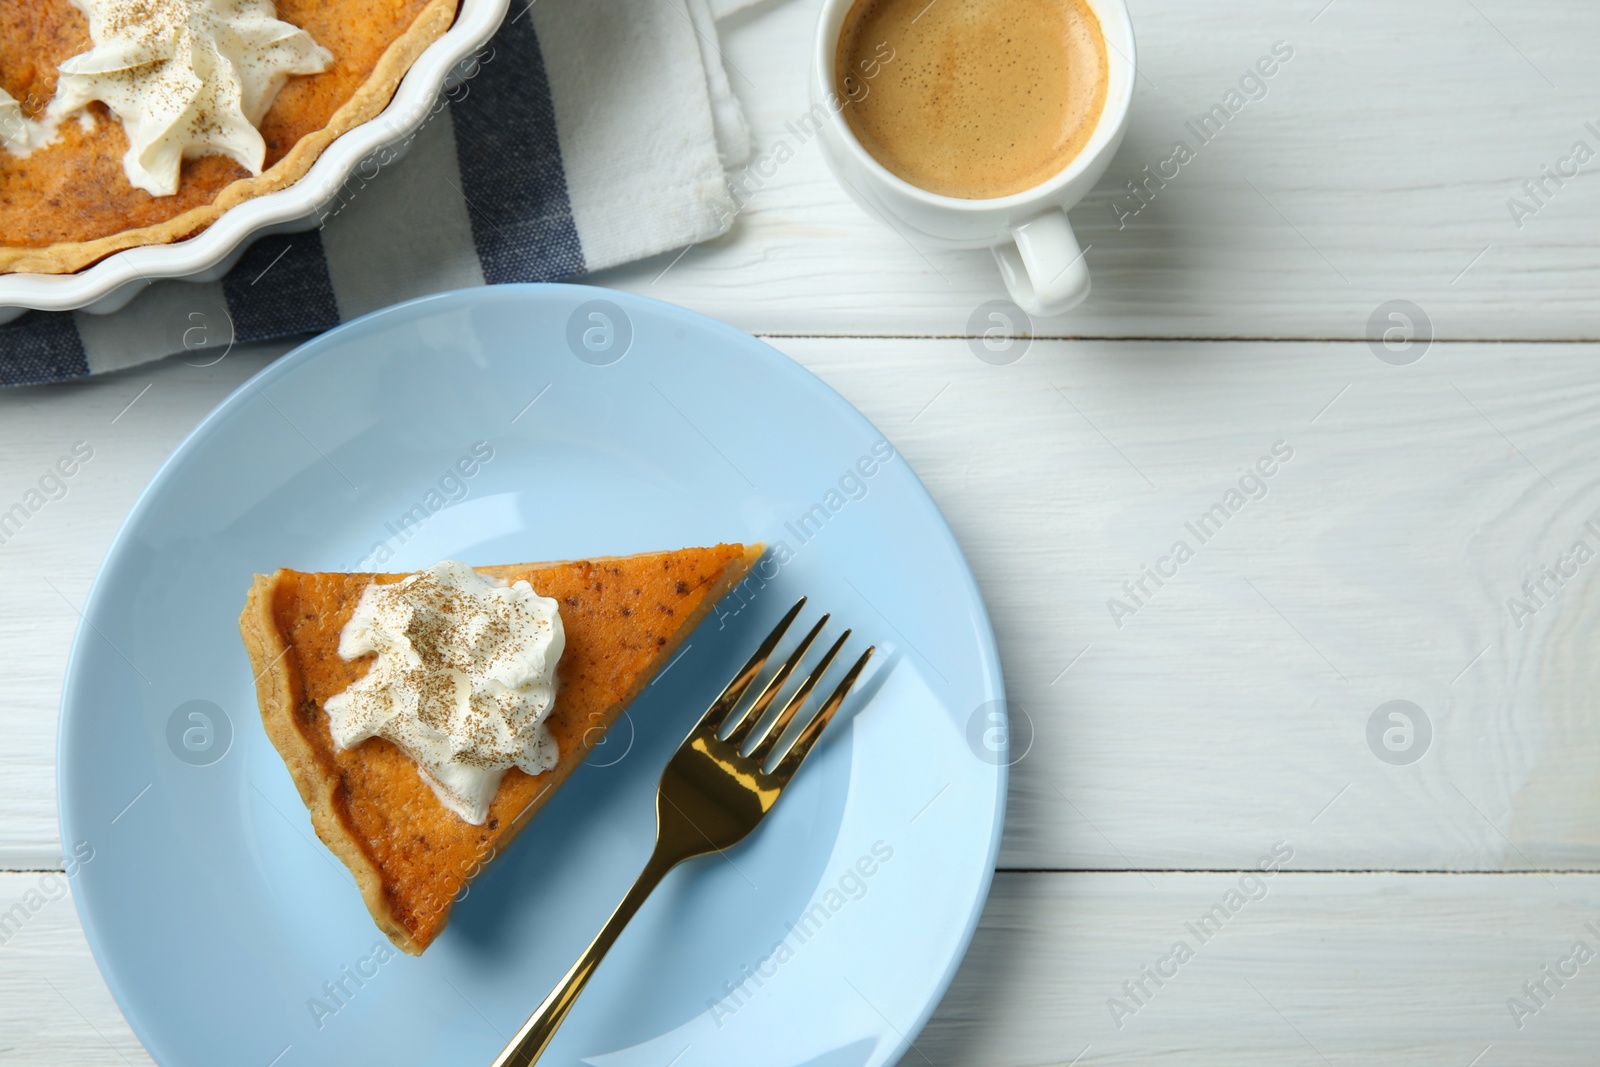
xmin=523 ymin=0 xmax=752 ymax=271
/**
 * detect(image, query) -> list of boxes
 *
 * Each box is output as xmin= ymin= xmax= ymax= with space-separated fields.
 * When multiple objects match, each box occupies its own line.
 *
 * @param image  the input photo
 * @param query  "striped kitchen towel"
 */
xmin=0 ymin=0 xmax=754 ymax=386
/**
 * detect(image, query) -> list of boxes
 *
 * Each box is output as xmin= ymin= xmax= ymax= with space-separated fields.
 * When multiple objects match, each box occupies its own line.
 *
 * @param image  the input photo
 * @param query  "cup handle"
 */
xmin=991 ymin=208 xmax=1091 ymax=317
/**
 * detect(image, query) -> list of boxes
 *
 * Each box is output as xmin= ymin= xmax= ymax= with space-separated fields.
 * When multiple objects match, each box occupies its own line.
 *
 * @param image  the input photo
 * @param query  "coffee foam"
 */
xmin=836 ymin=0 xmax=1108 ymax=200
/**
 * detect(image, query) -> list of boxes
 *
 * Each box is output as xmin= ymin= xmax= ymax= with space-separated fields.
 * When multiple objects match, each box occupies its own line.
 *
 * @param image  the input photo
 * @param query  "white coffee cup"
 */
xmin=811 ymin=0 xmax=1136 ymax=317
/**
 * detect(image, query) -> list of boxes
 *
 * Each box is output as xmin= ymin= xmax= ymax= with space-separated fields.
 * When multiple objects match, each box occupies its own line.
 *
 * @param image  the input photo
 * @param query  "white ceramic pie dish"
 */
xmin=0 ymin=0 xmax=509 ymax=325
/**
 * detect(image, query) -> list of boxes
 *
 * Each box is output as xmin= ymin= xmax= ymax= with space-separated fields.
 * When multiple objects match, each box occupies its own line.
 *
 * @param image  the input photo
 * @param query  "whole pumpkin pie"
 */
xmin=0 ymin=0 xmax=460 ymax=275
xmin=239 ymin=545 xmax=762 ymax=954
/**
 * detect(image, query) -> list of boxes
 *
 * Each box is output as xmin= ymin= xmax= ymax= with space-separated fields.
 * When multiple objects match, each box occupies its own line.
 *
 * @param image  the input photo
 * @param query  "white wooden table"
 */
xmin=5 ymin=0 xmax=1600 ymax=1062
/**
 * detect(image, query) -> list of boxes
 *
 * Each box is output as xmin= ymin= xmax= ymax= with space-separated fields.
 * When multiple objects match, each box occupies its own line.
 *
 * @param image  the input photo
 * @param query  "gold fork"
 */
xmin=490 ymin=597 xmax=874 ymax=1067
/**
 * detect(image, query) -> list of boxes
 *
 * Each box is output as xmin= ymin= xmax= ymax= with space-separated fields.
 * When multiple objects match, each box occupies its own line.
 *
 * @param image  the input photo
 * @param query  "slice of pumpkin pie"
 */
xmin=239 ymin=544 xmax=760 ymax=954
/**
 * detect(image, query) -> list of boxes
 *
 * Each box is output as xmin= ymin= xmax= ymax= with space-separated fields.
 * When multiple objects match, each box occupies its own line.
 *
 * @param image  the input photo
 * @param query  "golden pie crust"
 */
xmin=239 ymin=546 xmax=762 ymax=954
xmin=0 ymin=0 xmax=460 ymax=275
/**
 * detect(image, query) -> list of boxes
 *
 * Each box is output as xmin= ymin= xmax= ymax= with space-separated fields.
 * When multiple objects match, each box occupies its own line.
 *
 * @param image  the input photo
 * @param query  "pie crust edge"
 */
xmin=0 ymin=0 xmax=462 ymax=277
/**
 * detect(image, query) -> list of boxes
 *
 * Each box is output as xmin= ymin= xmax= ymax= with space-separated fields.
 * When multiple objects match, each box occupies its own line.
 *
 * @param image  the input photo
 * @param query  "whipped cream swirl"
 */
xmin=0 ymin=89 xmax=27 ymax=152
xmin=52 ymin=0 xmax=332 ymax=195
xmin=0 ymin=86 xmax=54 ymax=152
xmin=326 ymin=561 xmax=566 ymax=825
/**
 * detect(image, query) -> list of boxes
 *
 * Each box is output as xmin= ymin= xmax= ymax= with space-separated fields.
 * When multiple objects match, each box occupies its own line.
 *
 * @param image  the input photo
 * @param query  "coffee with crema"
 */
xmin=835 ymin=0 xmax=1109 ymax=200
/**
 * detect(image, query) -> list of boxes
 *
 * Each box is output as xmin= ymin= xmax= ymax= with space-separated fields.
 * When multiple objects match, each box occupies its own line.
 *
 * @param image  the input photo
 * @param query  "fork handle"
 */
xmin=490 ymin=849 xmax=679 ymax=1067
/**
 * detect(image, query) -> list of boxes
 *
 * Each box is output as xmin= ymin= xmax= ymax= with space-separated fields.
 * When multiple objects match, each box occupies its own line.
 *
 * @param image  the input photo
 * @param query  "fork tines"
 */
xmin=704 ymin=597 xmax=873 ymax=774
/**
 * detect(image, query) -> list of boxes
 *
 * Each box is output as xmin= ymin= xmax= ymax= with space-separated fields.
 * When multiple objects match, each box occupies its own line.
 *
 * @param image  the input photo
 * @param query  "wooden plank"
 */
xmin=4 ymin=870 xmax=1597 ymax=1066
xmin=5 ymin=336 xmax=1600 ymax=871
xmin=594 ymin=0 xmax=1600 ymax=339
xmin=920 ymin=870 xmax=1600 ymax=1066
xmin=776 ymin=336 xmax=1600 ymax=872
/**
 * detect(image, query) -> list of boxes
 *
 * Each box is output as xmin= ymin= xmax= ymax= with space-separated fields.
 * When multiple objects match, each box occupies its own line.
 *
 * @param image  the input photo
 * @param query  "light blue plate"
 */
xmin=58 ymin=284 xmax=1005 ymax=1067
